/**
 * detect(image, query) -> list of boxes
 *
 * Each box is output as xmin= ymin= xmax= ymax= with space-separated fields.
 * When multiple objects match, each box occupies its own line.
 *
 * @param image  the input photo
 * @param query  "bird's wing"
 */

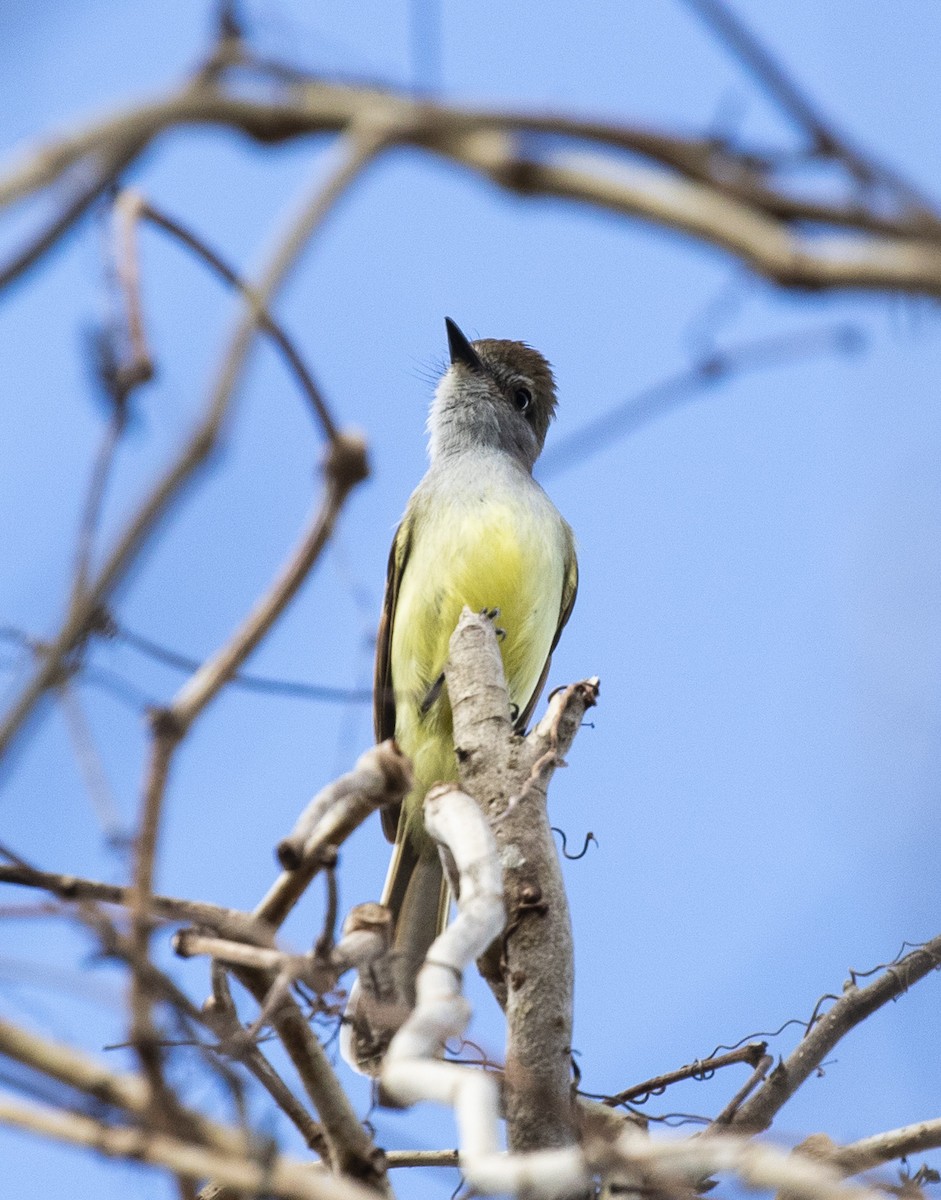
xmin=374 ymin=515 xmax=413 ymax=842
xmin=516 ymin=530 xmax=579 ymax=732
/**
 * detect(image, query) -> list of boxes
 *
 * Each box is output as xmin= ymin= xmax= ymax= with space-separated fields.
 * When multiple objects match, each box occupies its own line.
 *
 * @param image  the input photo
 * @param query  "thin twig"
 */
xmin=727 ymin=934 xmax=941 ymax=1134
xmin=538 ymin=323 xmax=862 ymax=479
xmin=110 ymin=620 xmax=372 ymax=704
xmin=206 ymin=965 xmax=326 ymax=1154
xmin=0 ymin=130 xmax=378 ymax=763
xmin=682 ymin=0 xmax=935 ymax=214
xmin=55 ymin=681 xmax=127 ymax=846
xmin=601 ymin=1043 xmax=769 ymax=1107
xmin=169 ymin=431 xmax=368 ymax=732
xmin=135 ymin=196 xmax=338 ymax=440
xmin=230 ymin=966 xmax=386 ymax=1188
xmin=0 ymin=862 xmax=272 ymax=944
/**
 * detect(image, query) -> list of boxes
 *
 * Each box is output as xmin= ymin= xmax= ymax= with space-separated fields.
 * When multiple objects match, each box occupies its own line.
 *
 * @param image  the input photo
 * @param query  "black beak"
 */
xmin=445 ymin=317 xmax=484 ymax=372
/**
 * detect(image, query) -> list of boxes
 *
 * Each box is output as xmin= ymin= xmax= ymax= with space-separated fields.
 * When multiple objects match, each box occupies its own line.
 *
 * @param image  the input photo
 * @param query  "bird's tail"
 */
xmin=342 ymin=834 xmax=449 ymax=1074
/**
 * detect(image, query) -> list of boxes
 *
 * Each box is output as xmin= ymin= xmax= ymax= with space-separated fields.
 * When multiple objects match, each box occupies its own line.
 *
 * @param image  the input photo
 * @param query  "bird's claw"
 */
xmin=480 ymin=607 xmax=506 ymax=640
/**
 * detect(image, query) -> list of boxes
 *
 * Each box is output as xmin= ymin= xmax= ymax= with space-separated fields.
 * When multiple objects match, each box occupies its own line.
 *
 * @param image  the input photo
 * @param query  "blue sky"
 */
xmin=1 ymin=3 xmax=940 ymax=1198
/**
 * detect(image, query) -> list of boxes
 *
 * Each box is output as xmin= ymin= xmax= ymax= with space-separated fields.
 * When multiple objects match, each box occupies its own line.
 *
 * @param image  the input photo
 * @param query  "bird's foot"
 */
xmin=480 ymin=607 xmax=506 ymax=640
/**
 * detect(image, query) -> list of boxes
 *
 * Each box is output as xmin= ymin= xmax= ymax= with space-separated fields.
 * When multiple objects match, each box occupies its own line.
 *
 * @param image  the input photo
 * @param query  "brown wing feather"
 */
xmin=515 ymin=537 xmax=579 ymax=732
xmin=374 ymin=519 xmax=412 ymax=842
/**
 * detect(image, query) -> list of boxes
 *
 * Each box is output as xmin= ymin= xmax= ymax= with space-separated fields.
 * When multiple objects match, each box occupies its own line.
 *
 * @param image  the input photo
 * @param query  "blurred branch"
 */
xmin=726 ymin=933 xmax=941 ymax=1134
xmin=0 ymin=861 xmax=272 ymax=944
xmin=127 ymin=427 xmax=368 ymax=1124
xmin=110 ymin=620 xmax=372 ymax=704
xmin=55 ymin=681 xmax=127 ymax=846
xmin=0 ymin=130 xmax=376 ymax=764
xmin=126 ymin=192 xmax=339 ymax=440
xmin=0 ymin=1095 xmax=373 ymax=1200
xmin=0 ymin=1018 xmax=242 ymax=1156
xmin=830 ymin=1119 xmax=941 ymax=1176
xmin=2 ymin=49 xmax=941 ymax=300
xmin=682 ymin=0 xmax=935 ymax=214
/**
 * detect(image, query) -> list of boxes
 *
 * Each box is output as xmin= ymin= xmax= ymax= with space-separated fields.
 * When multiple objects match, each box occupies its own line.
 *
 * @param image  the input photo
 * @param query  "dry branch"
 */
xmin=0 ymin=133 xmax=374 ymax=763
xmin=831 ymin=1119 xmax=941 ymax=1175
xmin=0 ymin=863 xmax=271 ymax=943
xmin=0 ymin=1095 xmax=372 ymax=1200
xmin=257 ymin=740 xmax=411 ymax=929
xmin=445 ymin=609 xmax=599 ymax=1152
xmin=727 ymin=933 xmax=941 ymax=1134
xmin=3 ymin=59 xmax=941 ymax=305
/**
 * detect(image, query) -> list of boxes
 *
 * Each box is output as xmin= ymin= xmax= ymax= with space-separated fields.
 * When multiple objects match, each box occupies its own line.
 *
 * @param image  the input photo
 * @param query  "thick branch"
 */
xmin=446 ymin=609 xmax=599 ymax=1153
xmin=831 ymin=1120 xmax=941 ymax=1175
xmin=3 ymin=73 xmax=941 ymax=303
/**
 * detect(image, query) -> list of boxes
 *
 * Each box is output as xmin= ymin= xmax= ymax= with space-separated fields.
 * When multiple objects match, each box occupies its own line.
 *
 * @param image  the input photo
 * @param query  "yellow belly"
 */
xmin=390 ymin=495 xmax=564 ymax=813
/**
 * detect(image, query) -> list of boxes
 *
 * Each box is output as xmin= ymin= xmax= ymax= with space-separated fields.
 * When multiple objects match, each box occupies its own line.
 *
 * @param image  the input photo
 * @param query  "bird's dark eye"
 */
xmin=513 ymin=386 xmax=533 ymax=413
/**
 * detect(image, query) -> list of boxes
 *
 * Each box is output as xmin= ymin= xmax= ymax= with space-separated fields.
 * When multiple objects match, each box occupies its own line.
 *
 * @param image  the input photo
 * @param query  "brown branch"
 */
xmin=830 ymin=1120 xmax=941 ymax=1176
xmin=445 ymin=608 xmax=599 ymax=1153
xmin=205 ymin=965 xmax=326 ymax=1155
xmin=385 ymin=1149 xmax=459 ymax=1169
xmin=602 ymin=1042 xmax=769 ymax=1107
xmin=3 ymin=68 xmax=941 ymax=305
xmin=229 ymin=966 xmax=387 ymax=1190
xmin=0 ymin=863 xmax=271 ymax=944
xmin=0 ymin=1095 xmax=374 ymax=1200
xmin=682 ymin=0 xmax=935 ymax=216
xmin=133 ymin=196 xmax=338 ymax=440
xmin=0 ymin=130 xmax=377 ymax=764
xmin=111 ymin=621 xmax=372 ymax=704
xmin=727 ymin=934 xmax=941 ymax=1134
xmin=479 ymin=150 xmax=941 ymax=296
xmin=710 ymin=1053 xmax=774 ymax=1126
xmin=169 ymin=432 xmax=368 ymax=733
xmin=55 ymin=681 xmax=126 ymax=844
xmin=255 ymin=740 xmax=410 ymax=930
xmin=0 ymin=1018 xmax=249 ymax=1157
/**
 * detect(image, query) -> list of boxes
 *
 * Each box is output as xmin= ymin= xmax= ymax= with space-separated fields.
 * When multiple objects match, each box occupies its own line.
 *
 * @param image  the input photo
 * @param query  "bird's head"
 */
xmin=428 ymin=317 xmax=557 ymax=471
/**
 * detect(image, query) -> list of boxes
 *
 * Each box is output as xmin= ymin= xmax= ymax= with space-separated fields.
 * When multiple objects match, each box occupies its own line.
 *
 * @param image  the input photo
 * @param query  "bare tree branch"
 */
xmin=726 ymin=934 xmax=941 ymax=1134
xmin=0 ymin=1095 xmax=373 ymax=1200
xmin=3 ymin=64 xmax=941 ymax=305
xmin=0 ymin=131 xmax=376 ymax=763
xmin=600 ymin=1043 xmax=769 ymax=1107
xmin=445 ymin=609 xmax=599 ymax=1153
xmin=0 ymin=862 xmax=271 ymax=944
xmin=256 ymin=741 xmax=411 ymax=930
xmin=131 ymin=193 xmax=339 ymax=440
xmin=830 ymin=1120 xmax=941 ymax=1176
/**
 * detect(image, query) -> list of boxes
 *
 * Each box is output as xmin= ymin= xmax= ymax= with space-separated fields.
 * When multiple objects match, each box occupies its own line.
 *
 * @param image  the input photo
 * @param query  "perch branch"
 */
xmin=446 ymin=608 xmax=598 ymax=1152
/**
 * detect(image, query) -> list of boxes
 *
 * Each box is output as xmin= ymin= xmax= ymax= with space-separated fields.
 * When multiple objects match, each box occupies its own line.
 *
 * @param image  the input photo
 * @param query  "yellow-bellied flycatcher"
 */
xmin=376 ymin=317 xmax=578 ymax=1001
